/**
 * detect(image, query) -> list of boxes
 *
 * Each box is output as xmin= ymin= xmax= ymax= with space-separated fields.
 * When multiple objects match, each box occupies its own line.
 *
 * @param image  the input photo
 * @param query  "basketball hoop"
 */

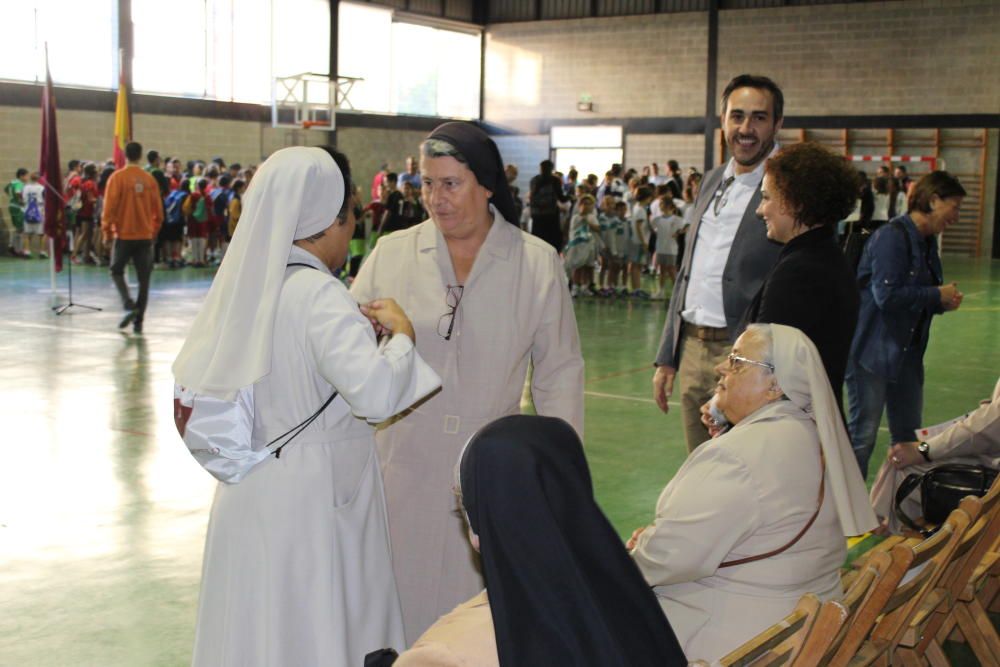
xmin=271 ymin=72 xmax=362 ymax=132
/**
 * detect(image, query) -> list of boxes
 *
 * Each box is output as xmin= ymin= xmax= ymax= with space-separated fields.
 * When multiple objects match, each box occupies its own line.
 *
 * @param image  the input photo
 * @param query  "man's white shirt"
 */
xmin=681 ymin=146 xmax=776 ymax=328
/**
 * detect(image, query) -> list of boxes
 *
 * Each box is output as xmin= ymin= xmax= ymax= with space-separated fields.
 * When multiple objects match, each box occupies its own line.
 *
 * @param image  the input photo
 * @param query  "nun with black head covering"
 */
xmin=351 ymin=122 xmax=584 ymax=644
xmin=395 ymin=415 xmax=686 ymax=667
xmin=174 ymin=146 xmax=440 ymax=667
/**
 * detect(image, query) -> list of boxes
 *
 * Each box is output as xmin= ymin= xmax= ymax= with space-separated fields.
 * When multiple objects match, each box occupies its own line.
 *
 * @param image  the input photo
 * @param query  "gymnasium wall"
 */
xmin=0 ymin=103 xmax=429 ymax=211
xmin=483 ymin=0 xmax=1000 ymax=255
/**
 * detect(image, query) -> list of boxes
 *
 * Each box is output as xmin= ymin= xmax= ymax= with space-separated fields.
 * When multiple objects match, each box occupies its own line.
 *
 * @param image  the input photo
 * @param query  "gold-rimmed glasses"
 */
xmin=726 ymin=352 xmax=774 ymax=373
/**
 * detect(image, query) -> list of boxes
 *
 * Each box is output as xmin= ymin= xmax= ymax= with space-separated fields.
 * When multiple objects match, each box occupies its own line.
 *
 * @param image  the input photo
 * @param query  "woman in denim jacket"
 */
xmin=845 ymin=171 xmax=966 ymax=478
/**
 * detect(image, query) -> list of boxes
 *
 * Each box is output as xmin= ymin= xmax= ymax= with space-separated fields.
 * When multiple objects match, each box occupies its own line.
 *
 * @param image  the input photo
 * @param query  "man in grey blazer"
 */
xmin=652 ymin=74 xmax=785 ymax=451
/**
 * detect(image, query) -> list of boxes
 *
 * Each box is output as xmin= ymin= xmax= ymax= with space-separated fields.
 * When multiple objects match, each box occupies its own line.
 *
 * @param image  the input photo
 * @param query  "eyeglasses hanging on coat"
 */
xmin=437 ymin=284 xmax=464 ymax=341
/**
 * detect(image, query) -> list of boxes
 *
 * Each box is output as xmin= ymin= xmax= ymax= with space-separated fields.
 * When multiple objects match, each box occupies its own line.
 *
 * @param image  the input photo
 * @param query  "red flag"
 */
xmin=112 ymin=67 xmax=131 ymax=169
xmin=39 ymin=53 xmax=66 ymax=272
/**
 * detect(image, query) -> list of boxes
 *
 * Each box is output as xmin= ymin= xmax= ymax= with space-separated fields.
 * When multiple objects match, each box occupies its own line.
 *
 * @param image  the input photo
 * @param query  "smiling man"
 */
xmin=652 ymin=74 xmax=785 ymax=451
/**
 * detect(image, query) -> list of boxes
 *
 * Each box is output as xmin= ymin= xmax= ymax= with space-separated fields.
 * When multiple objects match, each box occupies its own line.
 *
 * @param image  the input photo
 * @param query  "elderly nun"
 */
xmin=629 ymin=323 xmax=877 ymax=662
xmin=173 ymin=146 xmax=440 ymax=667
xmin=351 ymin=122 xmax=584 ymax=643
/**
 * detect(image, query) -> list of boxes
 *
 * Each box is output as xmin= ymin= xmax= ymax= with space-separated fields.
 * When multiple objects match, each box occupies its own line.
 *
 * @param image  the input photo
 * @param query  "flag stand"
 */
xmin=42 ymin=180 xmax=101 ymax=316
xmin=51 ymin=248 xmax=102 ymax=315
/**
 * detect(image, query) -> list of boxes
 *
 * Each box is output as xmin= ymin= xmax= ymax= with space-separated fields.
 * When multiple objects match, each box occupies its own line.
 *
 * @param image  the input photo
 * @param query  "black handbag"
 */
xmin=894 ymin=464 xmax=998 ymax=535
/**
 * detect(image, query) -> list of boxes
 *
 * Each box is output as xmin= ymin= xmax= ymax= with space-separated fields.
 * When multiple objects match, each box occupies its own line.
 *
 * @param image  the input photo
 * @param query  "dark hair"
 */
xmin=180 ymin=179 xmax=192 ymax=193
xmin=667 ymin=159 xmax=680 ymax=172
xmin=721 ymin=74 xmax=784 ymax=121
xmin=125 ymin=142 xmax=143 ymax=162
xmin=83 ymin=162 xmax=98 ymax=178
xmin=205 ymin=165 xmax=220 ymax=179
xmin=98 ymin=166 xmax=115 ymax=190
xmin=230 ymin=163 xmax=241 ymax=171
xmin=664 ymin=180 xmax=681 ymax=199
xmin=540 ymin=160 xmax=554 ymax=174
xmin=873 ymin=176 xmax=889 ymax=195
xmin=764 ymin=141 xmax=856 ymax=229
xmin=317 ymin=146 xmax=354 ymax=223
xmin=231 ymin=179 xmax=246 ymax=193
xmin=635 ymin=185 xmax=653 ymax=201
xmin=16 ymin=168 xmax=28 ymax=178
xmin=895 ymin=165 xmax=908 ymax=174
xmin=907 ymin=171 xmax=966 ymax=214
xmin=218 ymin=174 xmax=232 ymax=188
xmin=197 ymin=178 xmax=209 ymax=192
xmin=147 ymin=150 xmax=160 ymax=163
xmin=68 ymin=159 xmax=81 ymax=171
xmin=385 ymin=172 xmax=398 ymax=184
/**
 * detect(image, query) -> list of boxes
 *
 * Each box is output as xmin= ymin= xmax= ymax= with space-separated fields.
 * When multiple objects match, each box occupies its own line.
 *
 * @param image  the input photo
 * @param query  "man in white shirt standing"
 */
xmin=652 ymin=74 xmax=785 ymax=451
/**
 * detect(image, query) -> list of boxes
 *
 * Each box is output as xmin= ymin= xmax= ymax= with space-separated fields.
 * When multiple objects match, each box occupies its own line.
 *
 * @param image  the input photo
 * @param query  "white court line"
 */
xmin=584 ymin=390 xmax=670 ymax=406
xmin=5 ymin=319 xmax=127 ymax=341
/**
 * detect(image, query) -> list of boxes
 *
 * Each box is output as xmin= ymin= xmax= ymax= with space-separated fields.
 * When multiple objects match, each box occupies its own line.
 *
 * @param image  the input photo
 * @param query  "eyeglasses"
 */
xmin=727 ymin=352 xmax=774 ymax=373
xmin=437 ymin=284 xmax=464 ymax=341
xmin=712 ymin=176 xmax=736 ymax=217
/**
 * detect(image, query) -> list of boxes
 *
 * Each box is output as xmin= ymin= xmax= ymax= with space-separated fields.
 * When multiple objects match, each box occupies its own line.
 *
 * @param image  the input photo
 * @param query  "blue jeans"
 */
xmin=845 ymin=350 xmax=924 ymax=481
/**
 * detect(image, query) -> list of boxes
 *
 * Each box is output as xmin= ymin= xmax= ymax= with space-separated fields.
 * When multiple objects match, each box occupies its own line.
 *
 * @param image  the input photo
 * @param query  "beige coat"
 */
xmin=351 ymin=209 xmax=584 ymax=644
xmin=871 ymin=377 xmax=1000 ymax=532
xmin=394 ymin=591 xmax=498 ymax=667
xmin=632 ymin=400 xmax=846 ymax=664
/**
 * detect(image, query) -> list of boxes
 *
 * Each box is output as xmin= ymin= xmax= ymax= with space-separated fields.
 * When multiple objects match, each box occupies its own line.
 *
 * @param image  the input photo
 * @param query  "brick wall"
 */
xmin=625 ymin=134 xmax=705 ymax=178
xmin=485 ymin=12 xmax=708 ymax=122
xmin=494 ymin=134 xmax=550 ymax=199
xmin=0 ymin=104 xmax=428 ymax=211
xmin=716 ymin=0 xmax=1000 ymax=117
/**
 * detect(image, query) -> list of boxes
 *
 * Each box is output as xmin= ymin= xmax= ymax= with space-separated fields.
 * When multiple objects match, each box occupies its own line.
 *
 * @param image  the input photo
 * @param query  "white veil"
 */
xmin=172 ymin=146 xmax=346 ymax=400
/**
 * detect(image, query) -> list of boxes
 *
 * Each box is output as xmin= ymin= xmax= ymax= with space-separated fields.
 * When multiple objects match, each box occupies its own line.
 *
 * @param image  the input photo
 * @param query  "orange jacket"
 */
xmin=101 ymin=165 xmax=163 ymax=240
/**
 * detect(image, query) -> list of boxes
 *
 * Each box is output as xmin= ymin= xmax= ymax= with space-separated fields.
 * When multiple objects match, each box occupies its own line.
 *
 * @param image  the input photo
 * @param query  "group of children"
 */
xmin=4 ymin=169 xmax=50 ymax=259
xmin=562 ymin=170 xmax=699 ymax=300
xmin=3 ymin=155 xmax=254 ymax=269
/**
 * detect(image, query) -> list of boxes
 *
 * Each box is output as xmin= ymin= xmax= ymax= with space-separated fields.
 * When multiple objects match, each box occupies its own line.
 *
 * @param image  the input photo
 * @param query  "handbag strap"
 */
xmin=269 ymin=261 xmax=339 ymax=459
xmin=719 ymin=449 xmax=826 ymax=569
xmin=893 ymin=472 xmax=927 ymax=535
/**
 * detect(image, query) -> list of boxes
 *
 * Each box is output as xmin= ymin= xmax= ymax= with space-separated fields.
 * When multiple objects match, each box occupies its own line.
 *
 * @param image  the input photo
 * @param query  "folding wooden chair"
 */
xmin=718 ymin=593 xmax=822 ymax=667
xmin=826 ymin=507 xmax=972 ymax=667
xmin=922 ymin=476 xmax=1000 ymax=666
xmin=793 ymin=550 xmax=892 ymax=665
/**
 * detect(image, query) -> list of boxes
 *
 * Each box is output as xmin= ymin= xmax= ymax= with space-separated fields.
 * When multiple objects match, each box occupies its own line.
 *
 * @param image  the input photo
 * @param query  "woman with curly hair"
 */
xmin=741 ymin=141 xmax=860 ymax=404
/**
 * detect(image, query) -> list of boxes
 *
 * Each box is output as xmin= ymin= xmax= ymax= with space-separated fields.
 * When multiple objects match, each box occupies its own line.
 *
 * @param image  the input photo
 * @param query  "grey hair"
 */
xmin=421 ymin=138 xmax=468 ymax=165
xmin=743 ymin=323 xmax=774 ymax=367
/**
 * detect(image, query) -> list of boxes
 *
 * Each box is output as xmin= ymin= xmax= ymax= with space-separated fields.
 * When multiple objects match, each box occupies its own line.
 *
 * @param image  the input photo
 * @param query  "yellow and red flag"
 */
xmin=39 ymin=52 xmax=66 ymax=272
xmin=112 ymin=67 xmax=131 ymax=169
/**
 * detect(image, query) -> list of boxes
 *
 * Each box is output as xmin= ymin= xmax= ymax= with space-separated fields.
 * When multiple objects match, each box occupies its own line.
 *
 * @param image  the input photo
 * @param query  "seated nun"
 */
xmin=173 ymin=146 xmax=440 ymax=667
xmin=869 ymin=375 xmax=1000 ymax=533
xmin=629 ymin=324 xmax=877 ymax=663
xmin=395 ymin=414 xmax=686 ymax=667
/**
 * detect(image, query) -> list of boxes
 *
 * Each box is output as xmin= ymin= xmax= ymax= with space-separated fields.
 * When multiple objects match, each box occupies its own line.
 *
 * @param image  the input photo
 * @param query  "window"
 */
xmin=338 ymin=1 xmax=481 ymax=118
xmin=551 ymin=126 xmax=624 ymax=180
xmin=133 ymin=0 xmax=328 ymax=103
xmin=0 ymin=0 xmax=115 ymax=89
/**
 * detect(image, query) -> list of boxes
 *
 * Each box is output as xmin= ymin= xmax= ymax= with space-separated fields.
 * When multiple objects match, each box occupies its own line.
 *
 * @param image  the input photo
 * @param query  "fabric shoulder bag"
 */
xmin=172 ymin=263 xmax=337 ymax=484
xmin=894 ymin=463 xmax=998 ymax=535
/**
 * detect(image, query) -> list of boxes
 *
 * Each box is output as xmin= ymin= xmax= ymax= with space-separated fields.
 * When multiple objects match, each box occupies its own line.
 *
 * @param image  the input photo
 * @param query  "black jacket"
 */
xmin=742 ymin=225 xmax=859 ymax=403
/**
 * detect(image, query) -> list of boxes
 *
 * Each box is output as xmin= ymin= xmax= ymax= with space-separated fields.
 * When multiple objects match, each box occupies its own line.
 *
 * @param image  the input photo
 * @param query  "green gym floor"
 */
xmin=1 ymin=254 xmax=997 ymax=666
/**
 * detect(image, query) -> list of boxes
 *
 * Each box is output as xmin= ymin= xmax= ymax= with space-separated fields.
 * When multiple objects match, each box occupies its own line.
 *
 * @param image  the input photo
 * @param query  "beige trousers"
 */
xmin=677 ymin=333 xmax=731 ymax=452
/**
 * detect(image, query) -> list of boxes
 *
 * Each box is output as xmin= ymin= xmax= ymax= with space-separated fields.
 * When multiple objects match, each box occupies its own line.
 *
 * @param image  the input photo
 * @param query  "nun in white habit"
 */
xmin=173 ymin=146 xmax=441 ymax=667
xmin=630 ymin=323 xmax=877 ymax=663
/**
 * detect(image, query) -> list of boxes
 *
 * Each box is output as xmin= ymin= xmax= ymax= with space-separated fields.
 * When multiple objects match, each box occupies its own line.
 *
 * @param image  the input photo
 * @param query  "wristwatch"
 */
xmin=917 ymin=441 xmax=932 ymax=462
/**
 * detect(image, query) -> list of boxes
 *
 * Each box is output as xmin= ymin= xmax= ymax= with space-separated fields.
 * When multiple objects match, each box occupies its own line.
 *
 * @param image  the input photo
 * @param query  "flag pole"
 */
xmin=40 ymin=42 xmax=101 ymax=316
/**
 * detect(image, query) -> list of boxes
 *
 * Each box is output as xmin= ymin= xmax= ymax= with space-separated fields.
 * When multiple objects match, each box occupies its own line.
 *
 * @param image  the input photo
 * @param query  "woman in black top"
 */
xmin=742 ymin=142 xmax=860 ymax=403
